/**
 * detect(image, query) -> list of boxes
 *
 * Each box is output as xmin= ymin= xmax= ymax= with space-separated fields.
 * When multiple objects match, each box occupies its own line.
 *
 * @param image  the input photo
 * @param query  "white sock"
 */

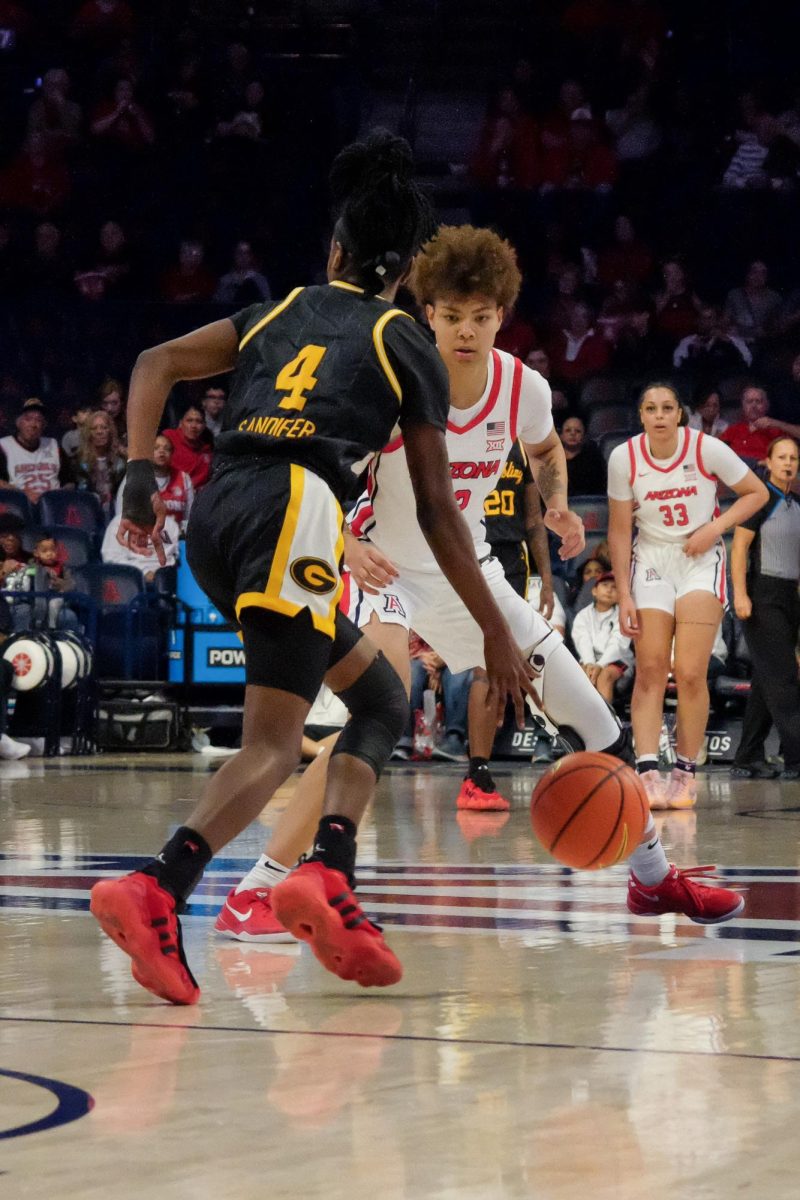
xmin=236 ymin=854 xmax=290 ymax=894
xmin=628 ymin=817 xmax=670 ymax=886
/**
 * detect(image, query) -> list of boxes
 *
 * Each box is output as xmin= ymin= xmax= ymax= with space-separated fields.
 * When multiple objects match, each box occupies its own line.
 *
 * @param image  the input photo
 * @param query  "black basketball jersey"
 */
xmin=484 ymin=440 xmax=531 ymax=547
xmin=218 ymin=282 xmax=449 ymax=503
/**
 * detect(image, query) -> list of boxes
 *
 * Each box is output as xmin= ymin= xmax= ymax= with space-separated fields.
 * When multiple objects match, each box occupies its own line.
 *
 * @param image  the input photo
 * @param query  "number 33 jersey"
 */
xmin=359 ymin=348 xmax=553 ymax=572
xmin=219 ymin=283 xmax=449 ymax=504
xmin=607 ymin=427 xmax=748 ymax=545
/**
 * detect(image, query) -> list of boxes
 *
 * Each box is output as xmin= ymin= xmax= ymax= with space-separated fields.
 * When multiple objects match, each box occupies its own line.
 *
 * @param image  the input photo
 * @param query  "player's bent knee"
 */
xmin=331 ymin=651 xmax=410 ymax=777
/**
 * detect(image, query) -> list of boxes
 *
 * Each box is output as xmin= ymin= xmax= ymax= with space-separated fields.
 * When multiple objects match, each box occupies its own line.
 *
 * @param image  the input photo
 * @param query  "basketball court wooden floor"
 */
xmin=2 ymin=754 xmax=800 ymax=1200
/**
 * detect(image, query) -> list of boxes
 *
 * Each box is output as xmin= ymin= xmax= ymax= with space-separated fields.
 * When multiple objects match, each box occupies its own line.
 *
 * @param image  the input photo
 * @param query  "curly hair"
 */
xmin=409 ymin=225 xmax=522 ymax=310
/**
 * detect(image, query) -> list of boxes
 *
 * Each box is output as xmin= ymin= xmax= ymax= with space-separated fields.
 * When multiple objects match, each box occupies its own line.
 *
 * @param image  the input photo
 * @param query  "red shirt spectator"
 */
xmin=549 ymin=303 xmax=610 ymax=383
xmin=494 ymin=311 xmax=538 ymax=360
xmin=0 ymin=132 xmax=70 ymax=217
xmin=597 ymin=215 xmax=653 ymax=287
xmin=652 ymin=259 xmax=701 ymax=346
xmin=160 ymin=239 xmax=216 ymax=304
xmin=471 ymin=87 xmax=539 ymax=190
xmin=163 ymin=406 xmax=213 ymax=489
xmin=720 ymin=387 xmax=783 ymax=464
xmin=541 ymin=109 xmax=616 ymax=190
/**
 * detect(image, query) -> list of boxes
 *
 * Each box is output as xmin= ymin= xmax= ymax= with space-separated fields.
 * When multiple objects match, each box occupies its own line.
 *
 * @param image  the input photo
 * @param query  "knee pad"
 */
xmin=330 ymin=651 xmax=410 ymax=778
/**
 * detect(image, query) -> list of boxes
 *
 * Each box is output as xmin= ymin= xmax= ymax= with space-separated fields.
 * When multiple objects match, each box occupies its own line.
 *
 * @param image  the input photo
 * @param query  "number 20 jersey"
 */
xmin=219 ymin=282 xmax=449 ymax=505
xmin=359 ymin=348 xmax=553 ymax=573
xmin=607 ymin=427 xmax=748 ymax=545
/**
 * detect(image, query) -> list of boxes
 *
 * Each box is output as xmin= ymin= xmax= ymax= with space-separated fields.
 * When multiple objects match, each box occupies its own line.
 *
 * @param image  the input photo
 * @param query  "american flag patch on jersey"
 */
xmin=683 ymin=465 xmax=697 ymax=480
xmin=487 ymin=421 xmax=506 ymax=437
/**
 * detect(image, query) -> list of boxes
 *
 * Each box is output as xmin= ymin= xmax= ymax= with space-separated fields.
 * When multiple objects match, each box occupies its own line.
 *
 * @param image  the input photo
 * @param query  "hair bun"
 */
xmin=329 ymin=128 xmax=412 ymax=207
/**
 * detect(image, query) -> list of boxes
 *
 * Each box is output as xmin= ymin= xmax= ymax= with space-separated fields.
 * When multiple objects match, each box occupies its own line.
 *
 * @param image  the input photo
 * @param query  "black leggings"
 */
xmin=735 ymin=578 xmax=800 ymax=768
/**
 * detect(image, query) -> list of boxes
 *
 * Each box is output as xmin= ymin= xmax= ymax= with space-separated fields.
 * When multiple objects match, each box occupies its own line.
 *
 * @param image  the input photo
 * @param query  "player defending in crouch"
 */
xmin=218 ymin=225 xmax=748 ymax=947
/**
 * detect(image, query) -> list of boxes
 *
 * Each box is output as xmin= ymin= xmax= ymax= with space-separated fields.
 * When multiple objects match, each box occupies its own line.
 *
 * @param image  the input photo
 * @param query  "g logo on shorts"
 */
xmin=290 ymin=557 xmax=338 ymax=595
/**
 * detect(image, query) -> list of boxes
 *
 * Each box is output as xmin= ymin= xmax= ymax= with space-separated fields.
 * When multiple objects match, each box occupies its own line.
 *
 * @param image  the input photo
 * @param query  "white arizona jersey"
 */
xmin=357 ymin=349 xmax=553 ymax=571
xmin=607 ymin=427 xmax=748 ymax=545
xmin=0 ymin=435 xmax=61 ymax=500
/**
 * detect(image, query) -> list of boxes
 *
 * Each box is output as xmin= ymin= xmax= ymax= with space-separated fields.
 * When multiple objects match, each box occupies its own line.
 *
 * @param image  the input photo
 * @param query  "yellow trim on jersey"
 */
xmin=329 ymin=280 xmax=364 ymax=294
xmin=372 ymin=309 xmax=411 ymax=403
xmin=234 ymin=465 xmax=344 ymax=638
xmin=235 ymin=462 xmax=305 ymax=623
xmin=238 ymin=287 xmax=304 ymax=351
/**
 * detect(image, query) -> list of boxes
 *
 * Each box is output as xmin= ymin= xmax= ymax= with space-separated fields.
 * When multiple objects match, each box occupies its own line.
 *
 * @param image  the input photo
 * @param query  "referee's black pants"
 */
xmin=735 ymin=577 xmax=800 ymax=768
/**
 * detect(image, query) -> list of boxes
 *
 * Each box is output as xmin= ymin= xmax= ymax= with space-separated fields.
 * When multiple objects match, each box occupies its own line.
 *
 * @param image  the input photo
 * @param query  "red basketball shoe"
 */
xmin=271 ymin=861 xmax=402 ymax=987
xmin=456 ymin=777 xmax=510 ymax=812
xmin=90 ymin=872 xmax=199 ymax=1005
xmin=627 ymin=864 xmax=744 ymax=925
xmin=214 ymin=886 xmax=298 ymax=943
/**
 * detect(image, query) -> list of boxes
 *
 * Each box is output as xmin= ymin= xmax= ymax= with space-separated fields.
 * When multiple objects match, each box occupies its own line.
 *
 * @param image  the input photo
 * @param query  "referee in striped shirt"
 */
xmin=731 ymin=436 xmax=800 ymax=778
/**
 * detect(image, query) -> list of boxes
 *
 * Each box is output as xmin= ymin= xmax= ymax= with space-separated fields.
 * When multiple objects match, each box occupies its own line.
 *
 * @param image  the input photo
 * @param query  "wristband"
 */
xmin=122 ymin=459 xmax=158 ymax=527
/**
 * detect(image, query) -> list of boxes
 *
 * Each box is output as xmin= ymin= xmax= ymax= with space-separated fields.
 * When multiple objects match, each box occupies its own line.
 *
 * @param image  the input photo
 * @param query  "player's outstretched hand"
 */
xmin=618 ymin=595 xmax=640 ymax=638
xmin=482 ymin=625 xmax=541 ymax=729
xmin=544 ymin=509 xmax=585 ymax=561
xmin=345 ymin=536 xmax=399 ymax=595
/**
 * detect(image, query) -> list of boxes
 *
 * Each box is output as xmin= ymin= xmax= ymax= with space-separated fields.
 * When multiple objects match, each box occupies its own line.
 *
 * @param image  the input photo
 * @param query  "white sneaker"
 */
xmin=639 ymin=768 xmax=666 ymax=810
xmin=0 ymin=733 xmax=31 ymax=760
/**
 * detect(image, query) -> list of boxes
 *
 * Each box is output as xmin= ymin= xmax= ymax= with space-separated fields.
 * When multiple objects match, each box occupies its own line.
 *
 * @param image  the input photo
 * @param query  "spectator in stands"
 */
xmin=0 ymin=514 xmax=31 ymax=584
xmin=525 ymin=348 xmax=569 ymax=416
xmin=200 ymin=385 xmax=225 ymax=439
xmin=31 ymin=532 xmax=74 ymax=593
xmin=549 ymin=303 xmax=610 ymax=384
xmin=494 ymin=308 xmax=538 ymax=360
xmin=71 ymin=0 xmax=135 ymax=55
xmin=722 ymin=112 xmax=800 ymax=190
xmin=0 ymin=131 xmax=71 ymax=217
xmin=560 ymin=414 xmax=607 ymax=495
xmin=163 ymin=404 xmax=213 ymax=489
xmin=213 ymin=240 xmax=271 ymax=305
xmin=605 ymin=85 xmax=663 ymax=164
xmin=26 ymin=221 xmax=73 ymax=298
xmin=720 ymin=386 xmax=784 ymax=465
xmin=596 ymin=214 xmax=653 ymax=288
xmin=0 ymin=398 xmax=70 ymax=501
xmin=90 ymin=78 xmax=155 ymax=152
xmin=687 ymin=385 xmax=728 ymax=437
xmin=672 ymin=304 xmax=752 ymax=374
xmin=542 ymin=261 xmax=586 ymax=337
xmin=61 ymin=401 xmax=92 ymax=459
xmin=99 ymin=377 xmax=127 ymax=447
xmin=652 ymin=258 xmax=701 ymax=349
xmin=540 ymin=78 xmax=588 ymax=153
xmin=540 ymin=107 xmax=617 ymax=193
xmin=731 ymin=437 xmax=800 ymax=779
xmin=26 ymin=68 xmax=82 ymax=157
xmin=102 ymin=512 xmax=180 ymax=582
xmin=471 ymin=86 xmax=539 ymax=191
xmin=569 ymin=554 xmax=609 ymax=609
xmin=160 ymin=239 xmax=216 ymax=304
xmin=70 ymin=409 xmax=126 ymax=515
xmin=87 ymin=220 xmax=133 ymax=298
xmin=570 ymin=571 xmax=634 ymax=703
xmin=724 ymin=260 xmax=782 ymax=344
xmin=116 ymin=434 xmax=194 ymax=533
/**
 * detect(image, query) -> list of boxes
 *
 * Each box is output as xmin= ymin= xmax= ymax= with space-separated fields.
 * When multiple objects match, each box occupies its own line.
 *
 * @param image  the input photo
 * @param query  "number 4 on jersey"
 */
xmin=276 ymin=345 xmax=327 ymax=411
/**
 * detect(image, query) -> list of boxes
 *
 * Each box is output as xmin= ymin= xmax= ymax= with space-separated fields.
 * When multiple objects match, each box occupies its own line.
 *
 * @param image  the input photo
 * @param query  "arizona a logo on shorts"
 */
xmin=645 ymin=567 xmax=661 ymax=582
xmin=382 ymin=593 xmax=407 ymax=618
xmin=289 ymin=557 xmax=338 ymax=594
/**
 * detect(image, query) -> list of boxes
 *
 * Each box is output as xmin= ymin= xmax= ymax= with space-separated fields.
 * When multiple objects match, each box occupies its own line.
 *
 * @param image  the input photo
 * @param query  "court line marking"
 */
xmin=1 ymin=1014 xmax=798 ymax=1066
xmin=0 ymin=1067 xmax=93 ymax=1140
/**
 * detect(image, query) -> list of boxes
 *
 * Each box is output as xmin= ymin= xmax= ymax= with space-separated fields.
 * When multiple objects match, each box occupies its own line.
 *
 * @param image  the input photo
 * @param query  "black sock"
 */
xmin=309 ymin=814 xmax=357 ymax=884
xmin=635 ymin=757 xmax=659 ymax=775
xmin=676 ymin=755 xmax=696 ymax=776
xmin=140 ymin=825 xmax=213 ymax=906
xmin=468 ymin=757 xmax=496 ymax=792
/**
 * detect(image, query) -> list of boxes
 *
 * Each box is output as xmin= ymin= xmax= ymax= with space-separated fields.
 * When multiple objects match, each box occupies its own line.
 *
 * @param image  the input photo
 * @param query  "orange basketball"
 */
xmin=530 ymin=751 xmax=649 ymax=870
